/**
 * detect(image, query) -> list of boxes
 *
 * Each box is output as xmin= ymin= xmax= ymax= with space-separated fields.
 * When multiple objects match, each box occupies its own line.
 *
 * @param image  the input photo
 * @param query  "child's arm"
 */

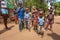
xmin=29 ymin=12 xmax=31 ymax=20
xmin=38 ymin=17 xmax=40 ymax=25
xmin=24 ymin=13 xmax=26 ymax=24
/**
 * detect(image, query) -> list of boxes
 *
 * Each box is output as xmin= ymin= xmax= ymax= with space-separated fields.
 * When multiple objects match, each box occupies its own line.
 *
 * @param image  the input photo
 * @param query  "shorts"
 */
xmin=39 ymin=23 xmax=44 ymax=27
xmin=38 ymin=25 xmax=45 ymax=32
xmin=48 ymin=19 xmax=53 ymax=24
xmin=2 ymin=14 xmax=9 ymax=18
xmin=26 ymin=21 xmax=30 ymax=29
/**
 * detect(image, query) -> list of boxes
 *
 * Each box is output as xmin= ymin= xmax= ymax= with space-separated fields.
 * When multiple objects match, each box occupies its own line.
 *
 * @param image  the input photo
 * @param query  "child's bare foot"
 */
xmin=41 ymin=32 xmax=44 ymax=38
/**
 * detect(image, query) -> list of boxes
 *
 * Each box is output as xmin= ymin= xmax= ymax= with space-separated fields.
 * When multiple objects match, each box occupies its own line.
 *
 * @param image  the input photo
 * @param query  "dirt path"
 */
xmin=0 ymin=16 xmax=60 ymax=40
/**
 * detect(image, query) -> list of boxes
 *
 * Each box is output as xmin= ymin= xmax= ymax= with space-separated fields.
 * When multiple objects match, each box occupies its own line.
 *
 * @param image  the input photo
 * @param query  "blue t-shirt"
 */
xmin=1 ymin=8 xmax=8 ymax=14
xmin=38 ymin=17 xmax=44 ymax=26
xmin=18 ymin=7 xmax=25 ymax=19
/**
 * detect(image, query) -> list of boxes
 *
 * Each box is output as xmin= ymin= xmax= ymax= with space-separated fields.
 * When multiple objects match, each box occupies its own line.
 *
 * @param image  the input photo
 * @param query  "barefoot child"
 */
xmin=33 ymin=10 xmax=38 ymax=30
xmin=24 ymin=8 xmax=31 ymax=31
xmin=38 ymin=9 xmax=45 ymax=37
xmin=46 ymin=12 xmax=54 ymax=31
xmin=31 ymin=6 xmax=37 ymax=27
xmin=13 ymin=7 xmax=18 ymax=24
xmin=45 ymin=7 xmax=54 ymax=31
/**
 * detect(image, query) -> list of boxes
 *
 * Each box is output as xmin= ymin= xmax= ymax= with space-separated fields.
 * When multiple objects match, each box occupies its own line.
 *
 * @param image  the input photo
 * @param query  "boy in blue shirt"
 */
xmin=38 ymin=9 xmax=45 ymax=37
xmin=17 ymin=3 xmax=25 ymax=31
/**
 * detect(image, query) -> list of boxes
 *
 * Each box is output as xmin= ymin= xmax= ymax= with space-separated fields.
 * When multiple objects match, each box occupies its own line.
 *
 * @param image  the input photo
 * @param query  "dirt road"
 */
xmin=0 ymin=16 xmax=60 ymax=40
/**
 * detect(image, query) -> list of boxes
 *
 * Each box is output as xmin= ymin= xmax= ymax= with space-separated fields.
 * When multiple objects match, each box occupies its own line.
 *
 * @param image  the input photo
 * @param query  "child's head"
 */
xmin=32 ymin=6 xmax=37 ymax=13
xmin=25 ymin=7 xmax=30 ymax=13
xmin=18 ymin=2 xmax=23 ymax=8
xmin=39 ymin=9 xmax=44 ymax=18
xmin=49 ymin=7 xmax=53 ymax=12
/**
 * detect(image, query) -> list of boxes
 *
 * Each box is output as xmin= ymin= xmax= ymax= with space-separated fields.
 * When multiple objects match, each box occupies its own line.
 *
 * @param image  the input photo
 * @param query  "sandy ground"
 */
xmin=0 ymin=16 xmax=60 ymax=40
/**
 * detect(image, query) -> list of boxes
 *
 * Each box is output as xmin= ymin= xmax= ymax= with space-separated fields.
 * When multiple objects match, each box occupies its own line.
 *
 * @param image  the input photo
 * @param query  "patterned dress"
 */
xmin=33 ymin=13 xmax=38 ymax=26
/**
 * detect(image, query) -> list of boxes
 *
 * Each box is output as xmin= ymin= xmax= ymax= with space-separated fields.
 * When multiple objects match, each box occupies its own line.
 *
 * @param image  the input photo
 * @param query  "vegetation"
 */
xmin=54 ymin=2 xmax=60 ymax=15
xmin=24 ymin=0 xmax=48 ymax=12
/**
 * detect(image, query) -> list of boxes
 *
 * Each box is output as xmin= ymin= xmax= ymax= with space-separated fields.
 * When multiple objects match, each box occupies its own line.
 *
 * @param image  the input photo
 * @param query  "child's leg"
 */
xmin=45 ymin=21 xmax=49 ymax=30
xmin=22 ymin=19 xmax=24 ymax=29
xmin=37 ymin=25 xmax=40 ymax=33
xmin=40 ymin=26 xmax=42 ymax=32
xmin=3 ymin=16 xmax=8 ymax=29
xmin=14 ymin=16 xmax=18 ymax=24
xmin=40 ymin=27 xmax=44 ymax=38
xmin=36 ymin=25 xmax=38 ymax=30
xmin=34 ymin=25 xmax=37 ymax=30
xmin=32 ymin=21 xmax=34 ymax=26
xmin=50 ymin=22 xmax=53 ymax=30
xmin=28 ymin=21 xmax=30 ymax=31
xmin=24 ymin=19 xmax=26 ymax=28
xmin=18 ymin=18 xmax=22 ymax=31
xmin=26 ymin=21 xmax=28 ymax=29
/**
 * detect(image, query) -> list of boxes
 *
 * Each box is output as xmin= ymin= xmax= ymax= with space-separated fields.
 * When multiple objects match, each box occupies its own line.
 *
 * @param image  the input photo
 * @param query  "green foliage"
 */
xmin=6 ymin=0 xmax=14 ymax=9
xmin=54 ymin=2 xmax=60 ymax=15
xmin=24 ymin=0 xmax=48 ymax=12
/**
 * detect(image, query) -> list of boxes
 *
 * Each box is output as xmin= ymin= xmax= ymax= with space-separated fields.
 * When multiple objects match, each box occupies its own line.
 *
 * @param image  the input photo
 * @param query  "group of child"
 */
xmin=13 ymin=6 xmax=54 ymax=37
xmin=0 ymin=0 xmax=54 ymax=37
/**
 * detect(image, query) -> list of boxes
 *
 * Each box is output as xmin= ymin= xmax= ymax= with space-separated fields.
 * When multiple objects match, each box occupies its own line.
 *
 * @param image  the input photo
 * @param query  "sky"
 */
xmin=47 ymin=0 xmax=60 ymax=9
xmin=56 ymin=0 xmax=60 ymax=2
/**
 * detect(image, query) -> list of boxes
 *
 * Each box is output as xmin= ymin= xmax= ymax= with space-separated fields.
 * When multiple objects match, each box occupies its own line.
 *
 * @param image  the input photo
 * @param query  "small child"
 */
xmin=13 ymin=7 xmax=18 ymax=24
xmin=33 ymin=10 xmax=38 ymax=30
xmin=31 ymin=6 xmax=37 ymax=27
xmin=44 ymin=14 xmax=48 ymax=28
xmin=24 ymin=8 xmax=31 ymax=31
xmin=45 ymin=12 xmax=54 ymax=31
xmin=38 ymin=9 xmax=45 ymax=37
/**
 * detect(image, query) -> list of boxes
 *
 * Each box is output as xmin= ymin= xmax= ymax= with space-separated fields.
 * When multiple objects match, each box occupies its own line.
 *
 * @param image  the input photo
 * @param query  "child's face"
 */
xmin=26 ymin=8 xmax=30 ymax=13
xmin=39 ymin=13 xmax=43 ymax=18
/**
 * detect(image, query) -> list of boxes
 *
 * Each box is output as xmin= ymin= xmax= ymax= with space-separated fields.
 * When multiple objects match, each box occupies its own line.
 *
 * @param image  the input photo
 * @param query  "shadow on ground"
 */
xmin=55 ymin=22 xmax=60 ymax=24
xmin=0 ymin=25 xmax=14 ymax=34
xmin=47 ymin=32 xmax=60 ymax=40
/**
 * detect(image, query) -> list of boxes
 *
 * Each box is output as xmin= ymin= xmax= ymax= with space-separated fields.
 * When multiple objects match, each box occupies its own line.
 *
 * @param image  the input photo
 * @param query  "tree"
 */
xmin=24 ymin=0 xmax=48 ymax=12
xmin=54 ymin=2 xmax=60 ymax=15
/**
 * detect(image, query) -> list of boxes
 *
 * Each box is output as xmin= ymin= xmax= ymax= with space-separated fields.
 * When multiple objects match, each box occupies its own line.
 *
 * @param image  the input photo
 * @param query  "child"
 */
xmin=17 ymin=3 xmax=25 ymax=31
xmin=33 ymin=10 xmax=38 ymax=30
xmin=1 ymin=8 xmax=9 ymax=29
xmin=24 ymin=8 xmax=31 ymax=31
xmin=31 ymin=6 xmax=37 ymax=27
xmin=38 ymin=9 xmax=45 ymax=37
xmin=45 ymin=12 xmax=54 ymax=31
xmin=13 ymin=7 xmax=18 ymax=24
xmin=44 ymin=14 xmax=48 ymax=28
xmin=45 ymin=7 xmax=54 ymax=31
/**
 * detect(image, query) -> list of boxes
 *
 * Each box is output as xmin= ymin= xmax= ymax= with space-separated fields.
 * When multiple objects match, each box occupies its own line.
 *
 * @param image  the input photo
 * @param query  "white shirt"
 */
xmin=24 ymin=12 xmax=31 ymax=21
xmin=1 ymin=1 xmax=7 ymax=8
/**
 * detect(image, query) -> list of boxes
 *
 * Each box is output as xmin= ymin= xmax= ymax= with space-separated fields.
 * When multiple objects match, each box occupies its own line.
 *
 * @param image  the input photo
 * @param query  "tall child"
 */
xmin=17 ymin=2 xmax=25 ymax=31
xmin=1 ymin=0 xmax=9 ymax=29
